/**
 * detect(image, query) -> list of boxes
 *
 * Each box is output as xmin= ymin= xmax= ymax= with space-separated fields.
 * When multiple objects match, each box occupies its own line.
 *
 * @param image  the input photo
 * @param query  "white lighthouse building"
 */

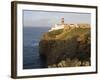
xmin=49 ymin=18 xmax=65 ymax=31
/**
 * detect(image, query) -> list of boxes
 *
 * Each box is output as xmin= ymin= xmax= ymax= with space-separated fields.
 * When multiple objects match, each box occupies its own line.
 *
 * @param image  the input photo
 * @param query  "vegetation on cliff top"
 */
xmin=42 ymin=28 xmax=90 ymax=40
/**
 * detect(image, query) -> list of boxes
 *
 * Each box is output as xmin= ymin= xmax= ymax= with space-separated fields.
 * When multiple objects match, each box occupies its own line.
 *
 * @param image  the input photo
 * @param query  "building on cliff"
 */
xmin=49 ymin=18 xmax=76 ymax=31
xmin=48 ymin=18 xmax=90 ymax=32
xmin=49 ymin=18 xmax=66 ymax=32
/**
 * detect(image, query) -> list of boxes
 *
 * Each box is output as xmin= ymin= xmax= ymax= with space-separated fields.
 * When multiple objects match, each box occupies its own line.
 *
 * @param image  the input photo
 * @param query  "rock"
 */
xmin=39 ymin=27 xmax=91 ymax=67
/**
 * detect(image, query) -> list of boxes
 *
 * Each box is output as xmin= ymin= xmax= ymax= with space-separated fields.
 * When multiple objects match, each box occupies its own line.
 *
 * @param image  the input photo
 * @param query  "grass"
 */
xmin=62 ymin=28 xmax=90 ymax=39
xmin=47 ymin=28 xmax=90 ymax=40
xmin=48 ymin=29 xmax=63 ymax=37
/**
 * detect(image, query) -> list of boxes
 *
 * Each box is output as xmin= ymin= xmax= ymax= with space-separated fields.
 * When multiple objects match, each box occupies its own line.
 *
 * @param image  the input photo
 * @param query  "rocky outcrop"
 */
xmin=39 ymin=27 xmax=91 ymax=68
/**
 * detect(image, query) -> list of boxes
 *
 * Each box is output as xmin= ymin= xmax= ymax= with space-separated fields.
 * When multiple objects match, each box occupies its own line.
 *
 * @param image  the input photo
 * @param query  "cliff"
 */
xmin=39 ymin=25 xmax=91 ymax=67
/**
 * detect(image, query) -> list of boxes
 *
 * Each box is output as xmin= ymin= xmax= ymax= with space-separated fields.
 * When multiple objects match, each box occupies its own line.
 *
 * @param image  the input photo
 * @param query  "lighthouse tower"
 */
xmin=61 ymin=18 xmax=64 ymax=25
xmin=48 ymin=18 xmax=65 ymax=32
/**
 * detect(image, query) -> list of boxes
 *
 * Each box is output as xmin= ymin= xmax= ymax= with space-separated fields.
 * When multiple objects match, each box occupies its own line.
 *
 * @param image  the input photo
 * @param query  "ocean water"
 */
xmin=23 ymin=27 xmax=50 ymax=69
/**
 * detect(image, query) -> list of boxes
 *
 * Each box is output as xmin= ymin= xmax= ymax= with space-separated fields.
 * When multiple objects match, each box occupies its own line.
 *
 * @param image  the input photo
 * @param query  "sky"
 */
xmin=23 ymin=10 xmax=91 ymax=27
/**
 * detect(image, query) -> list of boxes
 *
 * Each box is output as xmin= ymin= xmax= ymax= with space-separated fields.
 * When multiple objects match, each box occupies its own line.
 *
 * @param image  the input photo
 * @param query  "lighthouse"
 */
xmin=48 ymin=18 xmax=65 ymax=32
xmin=61 ymin=18 xmax=64 ymax=24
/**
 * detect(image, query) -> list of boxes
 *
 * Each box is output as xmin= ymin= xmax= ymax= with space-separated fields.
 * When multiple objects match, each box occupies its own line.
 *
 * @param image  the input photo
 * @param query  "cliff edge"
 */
xmin=39 ymin=25 xmax=91 ymax=68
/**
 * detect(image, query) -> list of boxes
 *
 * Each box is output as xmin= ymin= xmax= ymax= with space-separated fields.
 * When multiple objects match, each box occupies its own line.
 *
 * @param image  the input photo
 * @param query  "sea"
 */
xmin=23 ymin=27 xmax=50 ymax=69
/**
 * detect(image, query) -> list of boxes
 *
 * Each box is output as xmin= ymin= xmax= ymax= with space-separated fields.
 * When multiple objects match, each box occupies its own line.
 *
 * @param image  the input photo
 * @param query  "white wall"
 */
xmin=0 ymin=0 xmax=99 ymax=80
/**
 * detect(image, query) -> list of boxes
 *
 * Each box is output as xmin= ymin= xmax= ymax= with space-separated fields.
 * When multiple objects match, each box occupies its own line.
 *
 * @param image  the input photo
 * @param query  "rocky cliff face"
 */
xmin=39 ymin=26 xmax=91 ymax=68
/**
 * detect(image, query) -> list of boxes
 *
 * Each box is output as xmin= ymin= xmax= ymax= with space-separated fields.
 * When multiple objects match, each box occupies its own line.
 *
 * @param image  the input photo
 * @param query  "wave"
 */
xmin=32 ymin=42 xmax=39 ymax=46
